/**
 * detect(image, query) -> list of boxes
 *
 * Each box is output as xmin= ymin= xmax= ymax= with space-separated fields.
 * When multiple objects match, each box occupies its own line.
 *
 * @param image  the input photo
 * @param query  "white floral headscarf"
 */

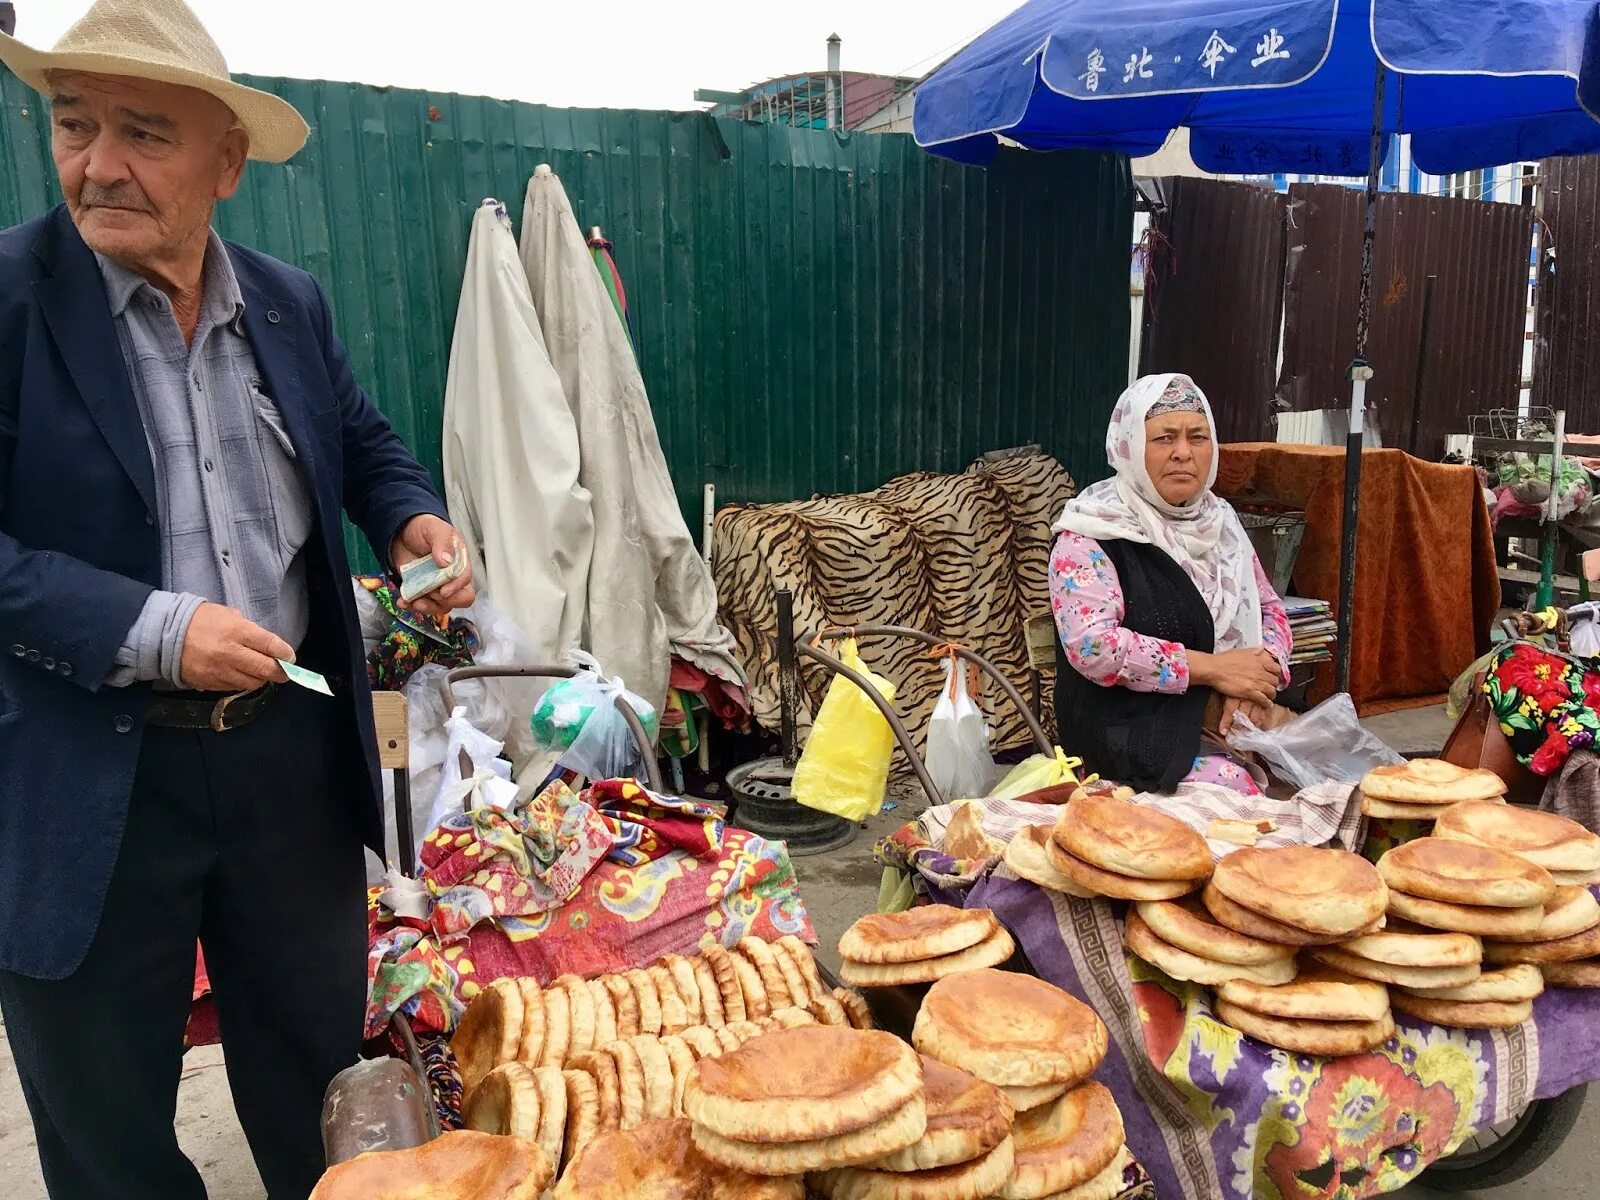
xmin=1053 ymin=373 xmax=1263 ymax=650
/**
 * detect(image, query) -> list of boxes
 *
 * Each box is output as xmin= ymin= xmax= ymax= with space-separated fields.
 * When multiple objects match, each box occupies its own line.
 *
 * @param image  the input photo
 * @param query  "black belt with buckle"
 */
xmin=145 ymin=684 xmax=279 ymax=732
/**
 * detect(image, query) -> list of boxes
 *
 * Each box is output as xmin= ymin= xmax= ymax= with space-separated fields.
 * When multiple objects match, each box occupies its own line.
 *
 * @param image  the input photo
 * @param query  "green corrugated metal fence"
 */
xmin=1 ymin=69 xmax=1132 ymax=564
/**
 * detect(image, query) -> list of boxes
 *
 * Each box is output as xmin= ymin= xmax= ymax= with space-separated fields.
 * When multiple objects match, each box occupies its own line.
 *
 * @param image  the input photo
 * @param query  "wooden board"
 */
xmin=371 ymin=691 xmax=409 ymax=769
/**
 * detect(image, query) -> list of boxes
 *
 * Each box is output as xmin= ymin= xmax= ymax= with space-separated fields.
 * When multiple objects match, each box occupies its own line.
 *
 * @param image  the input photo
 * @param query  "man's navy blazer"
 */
xmin=0 ymin=205 xmax=447 ymax=979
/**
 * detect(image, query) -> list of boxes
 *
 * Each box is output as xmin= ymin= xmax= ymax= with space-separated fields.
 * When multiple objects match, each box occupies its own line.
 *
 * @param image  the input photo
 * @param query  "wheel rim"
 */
xmin=1433 ymin=1104 xmax=1539 ymax=1171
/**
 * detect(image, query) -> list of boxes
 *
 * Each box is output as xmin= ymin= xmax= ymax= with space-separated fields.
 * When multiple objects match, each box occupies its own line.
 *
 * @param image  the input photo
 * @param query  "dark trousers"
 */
xmin=0 ymin=685 xmax=368 ymax=1200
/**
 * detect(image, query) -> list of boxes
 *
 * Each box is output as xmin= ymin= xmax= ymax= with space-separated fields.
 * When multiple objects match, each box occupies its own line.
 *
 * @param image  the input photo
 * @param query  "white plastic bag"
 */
xmin=925 ymin=658 xmax=998 ymax=801
xmin=425 ymin=706 xmax=518 ymax=834
xmin=1226 ymin=693 xmax=1404 ymax=792
xmin=530 ymin=650 xmax=657 ymax=783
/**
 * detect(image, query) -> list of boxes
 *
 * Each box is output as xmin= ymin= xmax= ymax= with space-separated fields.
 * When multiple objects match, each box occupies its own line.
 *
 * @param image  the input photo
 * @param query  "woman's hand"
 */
xmin=1190 ymin=648 xmax=1280 ymax=706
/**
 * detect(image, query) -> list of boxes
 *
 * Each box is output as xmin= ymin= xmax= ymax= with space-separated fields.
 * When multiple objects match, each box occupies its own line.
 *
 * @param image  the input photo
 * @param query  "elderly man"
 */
xmin=0 ymin=2 xmax=475 ymax=1196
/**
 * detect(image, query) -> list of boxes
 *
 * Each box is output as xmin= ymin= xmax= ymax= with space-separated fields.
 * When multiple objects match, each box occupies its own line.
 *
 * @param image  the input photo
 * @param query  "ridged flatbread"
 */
xmin=625 ymin=968 xmax=664 ymax=1036
xmin=690 ymin=1098 xmax=927 ymax=1175
xmin=768 ymin=1006 xmax=817 ymax=1031
xmin=1055 ymin=793 xmax=1212 ymax=881
xmin=562 ymin=1068 xmax=601 ymax=1170
xmin=835 ymin=988 xmax=876 ymax=1030
xmin=1387 ymin=888 xmax=1546 ymax=937
xmin=1541 ymin=959 xmax=1600 ymax=987
xmin=1362 ymin=797 xmax=1461 ymax=821
xmin=553 ymin=1117 xmax=804 ymax=1200
xmin=1216 ymin=998 xmax=1395 ymax=1056
xmin=1485 ymin=920 xmax=1600 ymax=965
xmin=528 ymin=1065 xmax=568 ymax=1176
xmin=1047 ymin=838 xmax=1200 ymax=901
xmin=1492 ymin=886 xmax=1600 ymax=943
xmin=452 ymin=978 xmax=525 ymax=1095
xmin=713 ymin=1026 xmax=745 ymax=1054
xmin=662 ymin=1035 xmax=698 ymax=1117
xmin=1124 ymin=911 xmax=1299 ymax=987
xmin=1361 ymin=760 xmax=1507 ymax=804
xmin=723 ymin=1019 xmax=765 ymax=1044
xmin=1000 ymin=1082 xmax=1125 ymax=1200
xmin=1216 ymin=968 xmax=1391 ymax=1023
xmin=1212 ymin=847 xmax=1389 ymax=936
xmin=513 ymin=979 xmax=546 ymax=1068
xmin=914 ymin=969 xmax=1108 ymax=1088
xmin=609 ymin=1040 xmax=648 ymax=1131
xmin=808 ymin=993 xmax=851 ymax=1028
xmin=701 ymin=944 xmax=748 ymax=1024
xmin=1308 ymin=946 xmax=1481 ymax=990
xmin=728 ymin=951 xmax=771 ymax=1019
xmin=1203 ymin=882 xmax=1383 ymax=946
xmin=1340 ymin=924 xmax=1483 ymax=968
xmin=684 ymin=1026 xmax=923 ymax=1143
xmin=1389 ymin=992 xmax=1533 ymax=1029
xmin=464 ymin=1061 xmax=543 ymax=1143
xmin=1378 ymin=838 xmax=1555 ymax=909
xmin=537 ymin=982 xmax=572 ymax=1069
xmin=557 ymin=975 xmax=597 ymax=1058
xmin=1399 ymin=963 xmax=1545 ymax=1004
xmin=1435 ymin=802 xmax=1600 ymax=874
xmin=1136 ymin=898 xmax=1296 ymax=966
xmin=662 ymin=955 xmax=704 ymax=1026
xmin=775 ymin=935 xmax=828 ymax=1004
xmin=736 ymin=938 xmax=795 ymax=1011
xmin=570 ymin=1050 xmax=623 ymax=1134
xmin=309 ymin=1129 xmax=552 ymax=1200
xmin=863 ymin=1057 xmax=1015 ymax=1172
xmin=1003 ymin=1082 xmax=1071 ymax=1113
xmin=768 ymin=947 xmax=811 ymax=1011
xmin=840 ymin=906 xmax=999 ymax=965
xmin=1034 ymin=1144 xmax=1134 ymax=1200
xmin=841 ymin=927 xmax=1017 ymax=987
xmin=628 ymin=1035 xmax=677 ymax=1122
xmin=1004 ymin=824 xmax=1097 ymax=897
xmin=650 ymin=965 xmax=691 ymax=1034
xmin=815 ymin=1137 xmax=1015 ymax=1200
xmin=679 ymin=1025 xmax=722 ymax=1060
xmin=588 ymin=979 xmax=617 ymax=1050
xmin=694 ymin=956 xmax=727 ymax=1026
xmin=602 ymin=974 xmax=640 ymax=1040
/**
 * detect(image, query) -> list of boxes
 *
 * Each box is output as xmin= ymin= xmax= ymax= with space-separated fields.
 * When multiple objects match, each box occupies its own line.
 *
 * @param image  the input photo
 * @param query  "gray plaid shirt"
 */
xmin=101 ymin=232 xmax=312 ymax=688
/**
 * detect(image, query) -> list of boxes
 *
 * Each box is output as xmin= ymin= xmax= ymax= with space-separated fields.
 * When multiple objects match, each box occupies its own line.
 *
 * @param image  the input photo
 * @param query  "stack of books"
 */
xmin=1284 ymin=597 xmax=1336 ymax=666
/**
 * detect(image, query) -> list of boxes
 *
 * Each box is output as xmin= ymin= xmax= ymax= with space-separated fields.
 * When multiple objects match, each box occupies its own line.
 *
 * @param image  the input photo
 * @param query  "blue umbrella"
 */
xmin=916 ymin=0 xmax=1600 ymax=690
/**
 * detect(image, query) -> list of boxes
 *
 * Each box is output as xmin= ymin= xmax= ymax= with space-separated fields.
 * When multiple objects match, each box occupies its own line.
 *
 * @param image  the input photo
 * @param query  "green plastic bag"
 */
xmin=987 ymin=747 xmax=1093 ymax=801
xmin=792 ymin=638 xmax=897 ymax=822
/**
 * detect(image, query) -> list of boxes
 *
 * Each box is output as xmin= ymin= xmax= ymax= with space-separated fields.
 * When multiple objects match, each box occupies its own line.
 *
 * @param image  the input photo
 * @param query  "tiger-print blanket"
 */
xmin=712 ymin=453 xmax=1076 ymax=766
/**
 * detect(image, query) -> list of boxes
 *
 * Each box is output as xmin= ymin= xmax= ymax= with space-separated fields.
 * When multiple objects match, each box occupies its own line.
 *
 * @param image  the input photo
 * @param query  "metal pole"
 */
xmin=1539 ymin=409 xmax=1566 ymax=609
xmin=775 ymin=587 xmax=800 ymax=766
xmin=1334 ymin=61 xmax=1388 ymax=695
xmin=1408 ymin=275 xmax=1438 ymax=455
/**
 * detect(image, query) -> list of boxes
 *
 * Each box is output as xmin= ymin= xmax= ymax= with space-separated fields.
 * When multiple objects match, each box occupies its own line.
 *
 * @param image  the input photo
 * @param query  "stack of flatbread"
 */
xmin=809 ymin=1057 xmax=1017 ymax=1200
xmin=1045 ymin=792 xmax=1213 ymax=901
xmin=838 ymin=905 xmax=1016 ymax=987
xmin=1203 ymin=846 xmax=1390 ymax=947
xmin=1432 ymin=802 xmax=1600 ymax=991
xmin=911 ymin=970 xmax=1126 ymax=1200
xmin=684 ymin=1027 xmax=929 ymax=1175
xmin=1358 ymin=759 xmax=1507 ymax=821
xmin=1213 ymin=968 xmax=1395 ymax=1056
xmin=1126 ymin=898 xmax=1298 ymax=989
xmin=553 ymin=1117 xmax=803 ymax=1199
xmin=453 ymin=934 xmax=839 ymax=1091
xmin=1357 ymin=837 xmax=1557 ymax=1028
xmin=309 ymin=1130 xmax=554 ymax=1200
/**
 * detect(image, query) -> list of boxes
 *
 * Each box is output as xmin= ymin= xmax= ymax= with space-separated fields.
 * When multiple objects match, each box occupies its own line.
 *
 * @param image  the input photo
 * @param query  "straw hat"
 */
xmin=0 ymin=0 xmax=308 ymax=162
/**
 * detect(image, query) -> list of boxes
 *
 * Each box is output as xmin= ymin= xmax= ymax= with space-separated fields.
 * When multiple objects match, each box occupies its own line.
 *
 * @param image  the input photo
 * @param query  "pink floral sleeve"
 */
xmin=1049 ymin=532 xmax=1190 ymax=694
xmin=1254 ymin=554 xmax=1294 ymax=688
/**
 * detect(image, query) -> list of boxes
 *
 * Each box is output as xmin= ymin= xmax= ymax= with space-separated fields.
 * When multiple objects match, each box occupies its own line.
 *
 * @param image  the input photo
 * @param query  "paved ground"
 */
xmin=1 ymin=704 xmax=1588 ymax=1198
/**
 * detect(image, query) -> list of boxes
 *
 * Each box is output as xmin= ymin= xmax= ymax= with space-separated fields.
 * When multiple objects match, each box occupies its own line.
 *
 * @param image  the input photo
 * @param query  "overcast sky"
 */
xmin=11 ymin=0 xmax=1020 ymax=112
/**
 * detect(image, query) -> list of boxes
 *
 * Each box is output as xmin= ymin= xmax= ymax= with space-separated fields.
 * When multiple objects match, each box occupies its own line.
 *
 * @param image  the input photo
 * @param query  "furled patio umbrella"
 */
xmin=915 ymin=0 xmax=1600 ymax=691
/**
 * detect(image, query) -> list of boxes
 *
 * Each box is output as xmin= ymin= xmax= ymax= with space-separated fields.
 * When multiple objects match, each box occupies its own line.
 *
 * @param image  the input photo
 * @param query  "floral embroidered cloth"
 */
xmin=890 ymin=823 xmax=1600 ymax=1200
xmin=365 ymin=781 xmax=813 ymax=1037
xmin=1482 ymin=641 xmax=1600 ymax=776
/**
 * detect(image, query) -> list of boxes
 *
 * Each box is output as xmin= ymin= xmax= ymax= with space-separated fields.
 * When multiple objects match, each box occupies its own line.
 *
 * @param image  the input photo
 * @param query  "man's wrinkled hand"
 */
xmin=390 ymin=514 xmax=475 ymax=618
xmin=179 ymin=603 xmax=292 ymax=692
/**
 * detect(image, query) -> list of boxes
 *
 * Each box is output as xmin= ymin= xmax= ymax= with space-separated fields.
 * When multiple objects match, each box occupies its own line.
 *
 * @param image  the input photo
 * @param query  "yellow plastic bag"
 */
xmin=792 ymin=638 xmax=897 ymax=821
xmin=987 ymin=747 xmax=1094 ymax=801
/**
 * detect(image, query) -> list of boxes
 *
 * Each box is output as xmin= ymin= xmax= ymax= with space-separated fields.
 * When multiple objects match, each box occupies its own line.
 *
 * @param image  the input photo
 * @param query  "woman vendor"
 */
xmin=1050 ymin=373 xmax=1292 ymax=794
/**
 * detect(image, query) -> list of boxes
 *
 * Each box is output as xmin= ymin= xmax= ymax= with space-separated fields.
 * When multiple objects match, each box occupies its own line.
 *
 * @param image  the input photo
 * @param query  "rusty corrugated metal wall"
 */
xmin=1280 ymin=183 xmax=1533 ymax=458
xmin=1142 ymin=178 xmax=1286 ymax=443
xmin=0 ymin=69 xmax=1133 ymax=574
xmin=1534 ymin=155 xmax=1600 ymax=427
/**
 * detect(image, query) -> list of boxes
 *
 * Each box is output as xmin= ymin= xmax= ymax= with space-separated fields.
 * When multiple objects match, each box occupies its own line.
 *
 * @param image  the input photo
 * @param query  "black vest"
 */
xmin=1054 ymin=538 xmax=1216 ymax=792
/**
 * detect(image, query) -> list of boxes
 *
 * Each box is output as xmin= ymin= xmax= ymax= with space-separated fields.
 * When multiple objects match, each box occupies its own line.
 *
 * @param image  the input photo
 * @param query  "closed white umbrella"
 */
xmin=519 ymin=167 xmax=745 ymax=717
